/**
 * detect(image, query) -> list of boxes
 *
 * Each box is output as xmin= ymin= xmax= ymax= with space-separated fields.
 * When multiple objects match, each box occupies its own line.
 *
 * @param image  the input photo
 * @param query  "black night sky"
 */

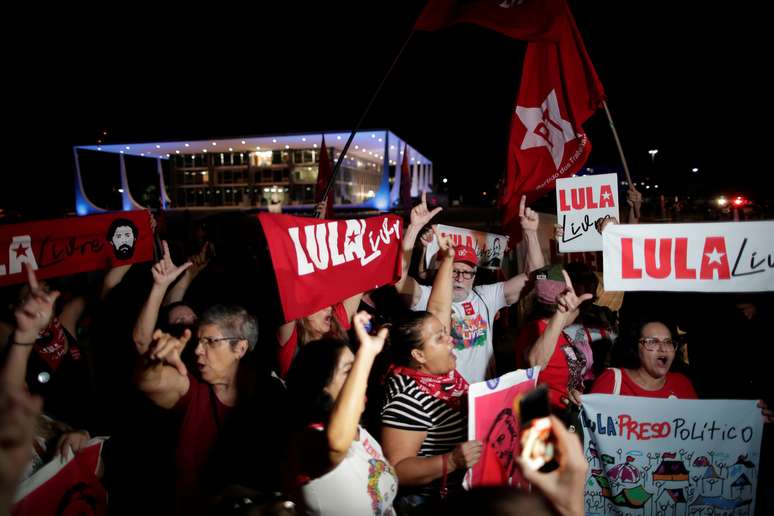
xmin=5 ymin=2 xmax=772 ymax=217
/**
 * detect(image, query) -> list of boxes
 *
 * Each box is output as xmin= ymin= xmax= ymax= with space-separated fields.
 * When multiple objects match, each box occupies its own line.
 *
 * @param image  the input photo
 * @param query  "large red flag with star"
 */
xmin=415 ymin=0 xmax=605 ymax=240
xmin=501 ymin=3 xmax=606 ymax=239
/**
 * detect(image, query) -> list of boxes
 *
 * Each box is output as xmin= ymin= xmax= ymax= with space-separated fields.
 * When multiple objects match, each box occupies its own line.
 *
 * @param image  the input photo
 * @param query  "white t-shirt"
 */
xmin=301 ymin=426 xmax=398 ymax=516
xmin=413 ymin=282 xmax=508 ymax=383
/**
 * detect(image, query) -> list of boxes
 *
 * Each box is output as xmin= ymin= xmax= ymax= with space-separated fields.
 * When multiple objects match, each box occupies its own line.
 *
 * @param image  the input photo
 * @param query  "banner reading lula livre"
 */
xmin=0 ymin=210 xmax=154 ymax=287
xmin=258 ymin=213 xmax=402 ymax=322
xmin=602 ymin=221 xmax=774 ymax=292
xmin=464 ymin=368 xmax=539 ymax=490
xmin=556 ymin=173 xmax=619 ymax=253
xmin=581 ymin=395 xmax=763 ymax=516
xmin=425 ymin=224 xmax=509 ymax=270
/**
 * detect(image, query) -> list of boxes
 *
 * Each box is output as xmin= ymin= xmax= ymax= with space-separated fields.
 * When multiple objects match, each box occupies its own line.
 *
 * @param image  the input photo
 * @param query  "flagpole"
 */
xmin=319 ymin=29 xmax=416 ymax=206
xmin=602 ymin=99 xmax=639 ymax=218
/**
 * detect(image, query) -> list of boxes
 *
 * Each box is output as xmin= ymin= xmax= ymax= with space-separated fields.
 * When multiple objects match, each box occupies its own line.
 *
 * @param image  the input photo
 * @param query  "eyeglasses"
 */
xmin=198 ymin=336 xmax=243 ymax=348
xmin=452 ymin=270 xmax=476 ymax=280
xmin=638 ymin=337 xmax=677 ymax=351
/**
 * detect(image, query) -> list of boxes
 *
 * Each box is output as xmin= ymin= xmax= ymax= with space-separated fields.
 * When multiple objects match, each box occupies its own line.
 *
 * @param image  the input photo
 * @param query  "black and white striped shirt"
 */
xmin=381 ymin=373 xmax=466 ymax=457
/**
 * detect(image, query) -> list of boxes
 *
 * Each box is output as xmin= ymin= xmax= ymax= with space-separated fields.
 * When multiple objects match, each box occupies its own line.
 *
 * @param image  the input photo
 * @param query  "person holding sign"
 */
xmin=284 ymin=312 xmax=397 ymax=515
xmin=398 ymin=194 xmax=545 ymax=384
xmin=382 ymin=230 xmax=483 ymax=513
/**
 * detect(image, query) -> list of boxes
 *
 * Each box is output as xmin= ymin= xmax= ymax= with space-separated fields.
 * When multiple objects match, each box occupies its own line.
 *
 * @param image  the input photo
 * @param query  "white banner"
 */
xmin=602 ymin=221 xmax=774 ymax=292
xmin=581 ymin=395 xmax=763 ymax=516
xmin=426 ymin=224 xmax=509 ymax=270
xmin=556 ymin=173 xmax=620 ymax=253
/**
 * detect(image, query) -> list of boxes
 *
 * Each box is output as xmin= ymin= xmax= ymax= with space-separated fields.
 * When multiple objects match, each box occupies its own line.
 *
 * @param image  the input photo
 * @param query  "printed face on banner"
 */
xmin=581 ymin=395 xmax=763 ymax=516
xmin=106 ymin=219 xmax=138 ymax=260
xmin=466 ymin=369 xmax=538 ymax=490
xmin=425 ymin=224 xmax=509 ymax=270
xmin=0 ymin=211 xmax=153 ymax=286
xmin=602 ymin=221 xmax=774 ymax=292
xmin=556 ymin=173 xmax=619 ymax=253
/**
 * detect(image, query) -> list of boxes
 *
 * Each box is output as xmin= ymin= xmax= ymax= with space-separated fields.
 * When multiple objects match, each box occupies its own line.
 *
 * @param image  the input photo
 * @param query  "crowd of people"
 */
xmin=0 ymin=191 xmax=772 ymax=516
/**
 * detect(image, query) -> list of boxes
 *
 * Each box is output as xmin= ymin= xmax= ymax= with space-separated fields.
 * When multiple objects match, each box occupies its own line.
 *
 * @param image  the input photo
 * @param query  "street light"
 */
xmin=692 ymin=168 xmax=699 ymax=173
xmin=648 ymin=149 xmax=659 ymax=163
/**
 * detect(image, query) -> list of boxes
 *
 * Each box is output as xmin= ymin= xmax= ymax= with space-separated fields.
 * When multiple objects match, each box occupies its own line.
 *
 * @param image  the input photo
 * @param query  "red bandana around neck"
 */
xmin=35 ymin=318 xmax=71 ymax=371
xmin=391 ymin=366 xmax=469 ymax=410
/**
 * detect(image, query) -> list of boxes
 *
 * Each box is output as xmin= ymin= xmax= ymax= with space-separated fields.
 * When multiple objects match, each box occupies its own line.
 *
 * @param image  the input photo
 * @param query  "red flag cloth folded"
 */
xmin=314 ymin=136 xmax=335 ymax=218
xmin=0 ymin=210 xmax=154 ymax=287
xmin=502 ymin=3 xmax=606 ymax=234
xmin=13 ymin=439 xmax=108 ymax=515
xmin=415 ymin=0 xmax=566 ymax=42
xmin=258 ymin=213 xmax=403 ymax=322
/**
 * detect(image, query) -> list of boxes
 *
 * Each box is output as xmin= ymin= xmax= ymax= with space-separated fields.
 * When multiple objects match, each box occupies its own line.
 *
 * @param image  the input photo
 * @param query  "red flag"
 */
xmin=257 ymin=213 xmax=403 ymax=322
xmin=314 ymin=136 xmax=334 ymax=218
xmin=13 ymin=439 xmax=108 ymax=515
xmin=0 ymin=210 xmax=154 ymax=287
xmin=415 ymin=0 xmax=566 ymax=42
xmin=400 ymin=143 xmax=412 ymax=216
xmin=503 ymin=5 xmax=605 ymax=239
xmin=415 ymin=1 xmax=605 ymax=241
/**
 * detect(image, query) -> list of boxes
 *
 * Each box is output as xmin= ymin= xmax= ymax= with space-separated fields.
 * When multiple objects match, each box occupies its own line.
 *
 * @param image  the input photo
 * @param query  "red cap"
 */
xmin=453 ymin=245 xmax=478 ymax=267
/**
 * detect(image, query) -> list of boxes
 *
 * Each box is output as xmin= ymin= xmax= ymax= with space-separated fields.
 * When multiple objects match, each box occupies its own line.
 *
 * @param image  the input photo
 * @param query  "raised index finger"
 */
xmin=561 ymin=269 xmax=575 ymax=293
xmin=24 ymin=263 xmax=39 ymax=292
xmin=518 ymin=195 xmax=526 ymax=217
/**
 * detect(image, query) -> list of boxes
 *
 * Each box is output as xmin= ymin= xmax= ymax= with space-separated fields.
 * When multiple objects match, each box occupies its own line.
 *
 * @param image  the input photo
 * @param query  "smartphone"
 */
xmin=519 ymin=385 xmax=559 ymax=473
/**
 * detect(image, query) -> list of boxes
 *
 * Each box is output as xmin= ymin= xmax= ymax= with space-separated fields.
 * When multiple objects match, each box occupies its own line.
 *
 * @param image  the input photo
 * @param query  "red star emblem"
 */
xmin=14 ymin=244 xmax=29 ymax=258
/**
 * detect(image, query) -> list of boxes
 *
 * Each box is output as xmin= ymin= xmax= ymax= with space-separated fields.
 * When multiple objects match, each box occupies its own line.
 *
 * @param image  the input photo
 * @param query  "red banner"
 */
xmin=13 ymin=439 xmax=108 ymax=515
xmin=0 ymin=210 xmax=154 ymax=287
xmin=258 ymin=213 xmax=403 ymax=322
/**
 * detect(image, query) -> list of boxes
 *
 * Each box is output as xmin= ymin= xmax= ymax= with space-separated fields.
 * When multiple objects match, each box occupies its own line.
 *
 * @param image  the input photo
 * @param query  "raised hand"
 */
xmin=410 ymin=192 xmax=443 ymax=229
xmin=14 ymin=264 xmax=60 ymax=338
xmin=626 ymin=187 xmax=642 ymax=208
xmin=519 ymin=195 xmax=539 ymax=232
xmin=352 ymin=312 xmax=387 ymax=358
xmin=627 ymin=186 xmax=642 ymax=220
xmin=419 ymin=226 xmax=434 ymax=248
xmin=149 ymin=328 xmax=191 ymax=377
xmin=187 ymin=241 xmax=212 ymax=277
xmin=152 ymin=241 xmax=192 ymax=288
xmin=555 ymin=270 xmax=594 ymax=327
xmin=433 ymin=226 xmax=455 ymax=260
xmin=517 ymin=416 xmax=588 ymax=516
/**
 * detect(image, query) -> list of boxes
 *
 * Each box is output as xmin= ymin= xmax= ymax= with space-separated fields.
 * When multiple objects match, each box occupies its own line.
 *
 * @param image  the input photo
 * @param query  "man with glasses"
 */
xmin=397 ymin=195 xmax=545 ymax=383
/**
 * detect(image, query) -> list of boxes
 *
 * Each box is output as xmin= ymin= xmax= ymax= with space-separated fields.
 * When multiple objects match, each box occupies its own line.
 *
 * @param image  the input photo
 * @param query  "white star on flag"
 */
xmin=705 ymin=247 xmax=725 ymax=264
xmin=515 ymin=89 xmax=579 ymax=170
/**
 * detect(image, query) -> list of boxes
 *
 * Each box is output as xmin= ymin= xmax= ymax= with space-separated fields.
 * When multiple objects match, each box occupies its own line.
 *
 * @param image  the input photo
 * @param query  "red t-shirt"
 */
xmin=277 ymin=303 xmax=350 ymax=378
xmin=518 ymin=319 xmax=587 ymax=409
xmin=174 ymin=373 xmax=233 ymax=513
xmin=590 ymin=369 xmax=698 ymax=399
